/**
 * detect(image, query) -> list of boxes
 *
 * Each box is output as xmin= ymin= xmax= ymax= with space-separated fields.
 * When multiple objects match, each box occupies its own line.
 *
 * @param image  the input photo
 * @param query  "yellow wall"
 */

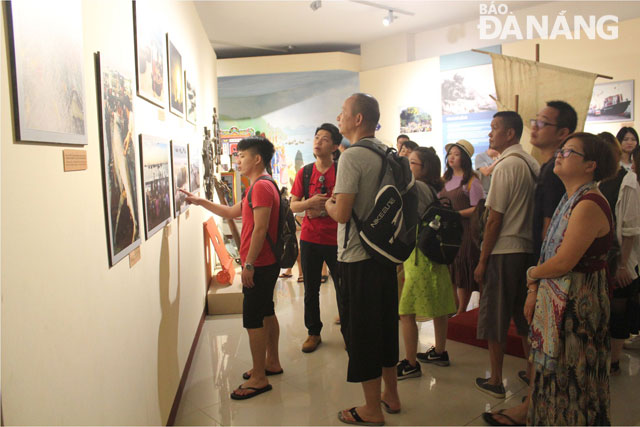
xmin=1 ymin=0 xmax=217 ymax=425
xmin=503 ymin=17 xmax=639 ymax=136
xmin=217 ymin=52 xmax=361 ymax=77
xmin=359 ymin=17 xmax=640 ymax=155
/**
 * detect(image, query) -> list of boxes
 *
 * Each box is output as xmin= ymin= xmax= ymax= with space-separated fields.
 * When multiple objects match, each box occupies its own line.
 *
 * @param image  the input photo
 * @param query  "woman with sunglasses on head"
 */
xmin=616 ymin=127 xmax=639 ymax=172
xmin=598 ymin=132 xmax=640 ymax=374
xmin=523 ymin=133 xmax=617 ymax=425
xmin=440 ymin=140 xmax=484 ymax=316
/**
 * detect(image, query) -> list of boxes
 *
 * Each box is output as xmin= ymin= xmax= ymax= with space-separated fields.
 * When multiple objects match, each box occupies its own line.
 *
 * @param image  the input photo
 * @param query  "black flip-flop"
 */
xmin=242 ymin=369 xmax=284 ymax=380
xmin=230 ymin=384 xmax=273 ymax=400
xmin=337 ymin=407 xmax=384 ymax=426
xmin=482 ymin=410 xmax=524 ymax=426
xmin=321 ymin=275 xmax=329 ymax=283
xmin=517 ymin=370 xmax=529 ymax=385
xmin=297 ymin=277 xmax=305 ymax=283
xmin=279 ymin=273 xmax=293 ymax=278
xmin=381 ymin=400 xmax=400 ymax=414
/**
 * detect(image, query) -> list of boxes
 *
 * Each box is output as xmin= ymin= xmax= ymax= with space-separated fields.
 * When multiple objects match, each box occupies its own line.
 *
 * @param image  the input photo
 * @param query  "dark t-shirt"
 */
xmin=599 ymin=167 xmax=627 ymax=226
xmin=533 ymin=159 xmax=565 ymax=259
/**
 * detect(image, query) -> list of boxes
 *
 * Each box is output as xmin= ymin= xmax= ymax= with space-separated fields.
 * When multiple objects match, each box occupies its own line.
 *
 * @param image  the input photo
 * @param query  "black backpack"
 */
xmin=247 ymin=176 xmax=299 ymax=268
xmin=416 ymin=186 xmax=463 ymax=265
xmin=346 ymin=139 xmax=419 ymax=266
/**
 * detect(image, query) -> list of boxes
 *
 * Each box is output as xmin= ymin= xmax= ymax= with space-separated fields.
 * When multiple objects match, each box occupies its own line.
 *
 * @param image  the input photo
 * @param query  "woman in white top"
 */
xmin=616 ymin=127 xmax=639 ymax=171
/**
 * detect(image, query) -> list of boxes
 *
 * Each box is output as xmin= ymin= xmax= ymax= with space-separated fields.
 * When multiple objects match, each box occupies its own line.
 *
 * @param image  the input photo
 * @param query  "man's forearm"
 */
xmin=245 ymin=225 xmax=268 ymax=264
xmin=290 ymin=199 xmax=309 ymax=213
xmin=197 ymin=199 xmax=236 ymax=219
xmin=479 ymin=217 xmax=502 ymax=264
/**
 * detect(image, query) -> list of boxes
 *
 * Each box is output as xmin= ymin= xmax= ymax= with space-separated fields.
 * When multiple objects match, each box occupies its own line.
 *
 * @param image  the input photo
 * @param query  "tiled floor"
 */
xmin=175 ymin=275 xmax=640 ymax=426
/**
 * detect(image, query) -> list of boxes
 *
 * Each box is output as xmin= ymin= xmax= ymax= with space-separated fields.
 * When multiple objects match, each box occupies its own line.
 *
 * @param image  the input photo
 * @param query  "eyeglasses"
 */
xmin=555 ymin=148 xmax=586 ymax=159
xmin=530 ymin=119 xmax=559 ymax=129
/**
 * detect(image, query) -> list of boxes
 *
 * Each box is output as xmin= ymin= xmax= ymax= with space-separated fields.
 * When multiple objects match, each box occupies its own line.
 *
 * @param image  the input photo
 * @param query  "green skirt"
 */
xmin=399 ymin=248 xmax=456 ymax=319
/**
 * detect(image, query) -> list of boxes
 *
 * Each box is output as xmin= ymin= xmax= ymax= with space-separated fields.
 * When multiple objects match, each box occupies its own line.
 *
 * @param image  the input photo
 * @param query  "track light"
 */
xmin=310 ymin=0 xmax=322 ymax=11
xmin=382 ymin=10 xmax=395 ymax=26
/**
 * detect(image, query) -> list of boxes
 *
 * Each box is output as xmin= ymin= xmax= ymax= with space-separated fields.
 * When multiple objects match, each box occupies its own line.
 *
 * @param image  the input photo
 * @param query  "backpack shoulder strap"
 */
xmin=498 ymin=153 xmax=537 ymax=180
xmin=247 ymin=175 xmax=277 ymax=209
xmin=302 ymin=163 xmax=314 ymax=200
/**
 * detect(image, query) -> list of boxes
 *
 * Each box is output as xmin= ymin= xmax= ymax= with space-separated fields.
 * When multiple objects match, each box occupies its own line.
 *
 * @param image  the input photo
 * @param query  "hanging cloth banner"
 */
xmin=489 ymin=53 xmax=597 ymax=154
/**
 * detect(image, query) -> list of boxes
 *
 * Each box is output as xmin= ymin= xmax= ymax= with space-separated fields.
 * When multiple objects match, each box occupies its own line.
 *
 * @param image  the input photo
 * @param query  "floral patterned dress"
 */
xmin=528 ymin=191 xmax=613 ymax=426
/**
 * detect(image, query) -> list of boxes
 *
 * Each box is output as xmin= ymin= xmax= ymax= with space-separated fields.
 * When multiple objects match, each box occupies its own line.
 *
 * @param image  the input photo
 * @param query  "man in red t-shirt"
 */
xmin=290 ymin=123 xmax=342 ymax=353
xmin=181 ymin=136 xmax=281 ymax=401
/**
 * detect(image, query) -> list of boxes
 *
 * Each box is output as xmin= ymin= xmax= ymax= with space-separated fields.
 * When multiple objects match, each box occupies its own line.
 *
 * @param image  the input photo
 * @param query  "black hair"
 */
xmin=316 ymin=123 xmax=343 ymax=146
xmin=412 ymin=147 xmax=443 ymax=192
xmin=632 ymin=146 xmax=640 ymax=184
xmin=493 ymin=111 xmax=523 ymax=140
xmin=401 ymin=140 xmax=419 ymax=151
xmin=397 ymin=134 xmax=409 ymax=141
xmin=350 ymin=93 xmax=380 ymax=129
xmin=443 ymin=145 xmax=476 ymax=186
xmin=237 ymin=136 xmax=275 ymax=174
xmin=562 ymin=132 xmax=617 ymax=182
xmin=547 ymin=100 xmax=577 ymax=133
xmin=597 ymin=131 xmax=622 ymax=158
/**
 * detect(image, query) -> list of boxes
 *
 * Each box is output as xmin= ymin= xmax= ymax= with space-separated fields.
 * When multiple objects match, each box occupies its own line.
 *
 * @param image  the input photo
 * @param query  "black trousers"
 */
xmin=337 ymin=258 xmax=399 ymax=383
xmin=299 ymin=239 xmax=338 ymax=336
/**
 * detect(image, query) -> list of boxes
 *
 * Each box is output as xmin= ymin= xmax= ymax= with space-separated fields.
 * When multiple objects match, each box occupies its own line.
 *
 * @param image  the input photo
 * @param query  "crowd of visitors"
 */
xmin=182 ymin=92 xmax=639 ymax=426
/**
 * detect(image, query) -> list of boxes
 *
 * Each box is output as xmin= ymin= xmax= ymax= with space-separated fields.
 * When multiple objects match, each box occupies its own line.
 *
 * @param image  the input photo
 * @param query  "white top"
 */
xmin=615 ymin=171 xmax=640 ymax=279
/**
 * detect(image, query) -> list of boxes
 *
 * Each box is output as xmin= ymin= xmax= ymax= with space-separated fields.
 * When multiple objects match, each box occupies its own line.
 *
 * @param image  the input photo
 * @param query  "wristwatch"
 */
xmin=244 ymin=263 xmax=254 ymax=271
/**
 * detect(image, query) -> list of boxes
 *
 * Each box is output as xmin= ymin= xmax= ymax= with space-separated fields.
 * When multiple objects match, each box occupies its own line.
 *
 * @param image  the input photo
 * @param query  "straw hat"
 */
xmin=445 ymin=139 xmax=474 ymax=159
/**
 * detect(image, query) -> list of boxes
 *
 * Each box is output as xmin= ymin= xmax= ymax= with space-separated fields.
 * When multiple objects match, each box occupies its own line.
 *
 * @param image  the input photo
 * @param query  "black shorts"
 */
xmin=242 ymin=263 xmax=280 ymax=329
xmin=337 ymin=258 xmax=399 ymax=383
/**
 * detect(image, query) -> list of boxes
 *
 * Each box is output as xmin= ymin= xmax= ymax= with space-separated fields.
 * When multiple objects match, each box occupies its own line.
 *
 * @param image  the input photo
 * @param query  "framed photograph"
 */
xmin=167 ymin=35 xmax=184 ymax=117
xmin=587 ymin=80 xmax=634 ymax=123
xmin=133 ymin=1 xmax=166 ymax=108
xmin=95 ymin=52 xmax=141 ymax=266
xmin=171 ymin=141 xmax=189 ymax=216
xmin=188 ymin=144 xmax=201 ymax=193
xmin=4 ymin=0 xmax=87 ymax=144
xmin=140 ymin=135 xmax=172 ymax=239
xmin=220 ymin=171 xmax=236 ymax=206
xmin=185 ymin=71 xmax=197 ymax=124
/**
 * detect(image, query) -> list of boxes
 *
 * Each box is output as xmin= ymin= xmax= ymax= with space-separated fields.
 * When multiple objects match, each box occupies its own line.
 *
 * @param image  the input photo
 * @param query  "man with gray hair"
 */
xmin=326 ymin=93 xmax=401 ymax=425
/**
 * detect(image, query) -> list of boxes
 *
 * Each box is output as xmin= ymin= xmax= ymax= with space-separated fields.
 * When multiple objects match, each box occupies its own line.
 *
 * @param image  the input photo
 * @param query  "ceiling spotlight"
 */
xmin=382 ymin=10 xmax=395 ymax=26
xmin=310 ymin=0 xmax=322 ymax=11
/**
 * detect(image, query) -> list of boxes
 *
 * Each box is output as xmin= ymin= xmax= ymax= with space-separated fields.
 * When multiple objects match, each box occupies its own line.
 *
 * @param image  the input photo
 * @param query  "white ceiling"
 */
xmin=194 ymin=0 xmax=543 ymax=58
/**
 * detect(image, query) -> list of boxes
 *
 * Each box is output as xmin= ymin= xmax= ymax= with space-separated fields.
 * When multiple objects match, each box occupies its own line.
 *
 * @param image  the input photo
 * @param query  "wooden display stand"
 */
xmin=203 ymin=218 xmax=243 ymax=315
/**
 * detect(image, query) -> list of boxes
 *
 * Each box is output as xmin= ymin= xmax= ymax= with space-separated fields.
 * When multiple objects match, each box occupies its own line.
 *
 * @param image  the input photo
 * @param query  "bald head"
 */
xmin=350 ymin=93 xmax=380 ymax=131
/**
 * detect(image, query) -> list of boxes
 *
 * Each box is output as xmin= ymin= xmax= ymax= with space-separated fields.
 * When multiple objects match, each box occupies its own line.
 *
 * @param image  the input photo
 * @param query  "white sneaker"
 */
xmin=624 ymin=335 xmax=640 ymax=350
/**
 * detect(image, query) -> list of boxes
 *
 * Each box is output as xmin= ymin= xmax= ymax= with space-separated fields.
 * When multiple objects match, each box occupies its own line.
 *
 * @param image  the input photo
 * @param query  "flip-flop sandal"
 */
xmin=482 ymin=410 xmax=524 ymax=426
xmin=279 ymin=273 xmax=293 ymax=278
xmin=230 ymin=384 xmax=273 ymax=400
xmin=321 ymin=275 xmax=329 ymax=283
xmin=381 ymin=400 xmax=400 ymax=414
xmin=517 ymin=370 xmax=530 ymax=385
xmin=297 ymin=277 xmax=305 ymax=283
xmin=337 ymin=407 xmax=384 ymax=426
xmin=242 ymin=369 xmax=284 ymax=380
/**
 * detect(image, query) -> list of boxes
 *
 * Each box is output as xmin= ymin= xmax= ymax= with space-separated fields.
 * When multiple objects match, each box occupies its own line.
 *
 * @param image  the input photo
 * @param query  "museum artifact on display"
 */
xmin=171 ymin=141 xmax=189 ymax=216
xmin=185 ymin=71 xmax=197 ymax=124
xmin=5 ymin=0 xmax=87 ymax=144
xmin=140 ymin=135 xmax=173 ymax=239
xmin=95 ymin=52 xmax=141 ymax=266
xmin=188 ymin=144 xmax=201 ymax=193
xmin=133 ymin=1 xmax=166 ymax=108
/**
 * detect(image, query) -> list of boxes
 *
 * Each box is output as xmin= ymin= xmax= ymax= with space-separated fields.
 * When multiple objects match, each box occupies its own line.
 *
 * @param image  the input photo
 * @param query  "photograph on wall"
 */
xmin=133 ymin=1 xmax=166 ymax=108
xmin=587 ymin=80 xmax=634 ymax=123
xmin=171 ymin=142 xmax=189 ymax=216
xmin=399 ymin=106 xmax=432 ymax=134
xmin=96 ymin=52 xmax=141 ymax=266
xmin=167 ymin=35 xmax=184 ymax=117
xmin=440 ymin=64 xmax=497 ymax=161
xmin=5 ymin=0 xmax=87 ymax=144
xmin=219 ymin=172 xmax=236 ymax=206
xmin=185 ymin=72 xmax=197 ymax=124
xmin=188 ymin=144 xmax=201 ymax=193
xmin=140 ymin=135 xmax=172 ymax=239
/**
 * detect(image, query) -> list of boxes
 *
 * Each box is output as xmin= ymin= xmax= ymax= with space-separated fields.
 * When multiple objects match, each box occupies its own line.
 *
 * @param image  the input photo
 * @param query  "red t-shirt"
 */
xmin=240 ymin=177 xmax=280 ymax=266
xmin=291 ymin=163 xmax=338 ymax=246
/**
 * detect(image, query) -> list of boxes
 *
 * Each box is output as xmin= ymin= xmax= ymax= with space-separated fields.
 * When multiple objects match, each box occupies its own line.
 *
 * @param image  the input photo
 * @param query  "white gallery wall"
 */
xmin=1 ymin=0 xmax=217 ymax=425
